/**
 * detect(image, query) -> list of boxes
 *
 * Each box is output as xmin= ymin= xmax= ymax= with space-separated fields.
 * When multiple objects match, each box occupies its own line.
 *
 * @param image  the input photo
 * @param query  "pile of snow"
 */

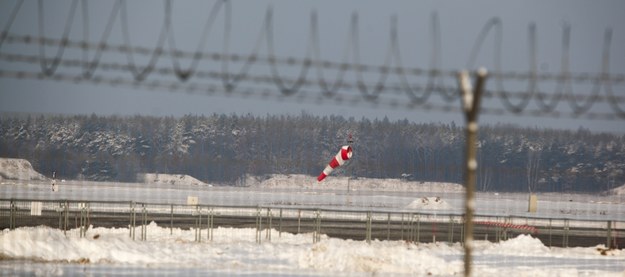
xmin=248 ymin=174 xmax=465 ymax=192
xmin=607 ymin=184 xmax=625 ymax=195
xmin=478 ymin=233 xmax=550 ymax=256
xmin=405 ymin=196 xmax=453 ymax=210
xmin=1 ymin=224 xmax=623 ymax=276
xmin=0 ymin=158 xmax=47 ymax=181
xmin=137 ymin=173 xmax=209 ymax=186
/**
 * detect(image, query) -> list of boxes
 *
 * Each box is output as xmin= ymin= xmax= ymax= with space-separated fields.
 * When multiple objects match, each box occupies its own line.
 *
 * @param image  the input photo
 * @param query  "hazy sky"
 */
xmin=1 ymin=0 xmax=624 ymax=133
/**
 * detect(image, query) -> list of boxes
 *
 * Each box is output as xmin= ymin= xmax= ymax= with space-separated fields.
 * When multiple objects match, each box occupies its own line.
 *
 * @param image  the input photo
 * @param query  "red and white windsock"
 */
xmin=317 ymin=145 xmax=353 ymax=182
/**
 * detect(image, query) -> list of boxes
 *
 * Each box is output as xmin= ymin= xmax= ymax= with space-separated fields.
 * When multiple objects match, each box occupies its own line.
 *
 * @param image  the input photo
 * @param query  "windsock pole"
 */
xmin=347 ymin=133 xmax=353 ymax=191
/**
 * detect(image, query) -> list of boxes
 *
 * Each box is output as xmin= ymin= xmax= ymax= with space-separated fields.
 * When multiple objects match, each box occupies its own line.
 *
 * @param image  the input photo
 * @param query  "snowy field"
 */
xmin=2 ymin=175 xmax=624 ymax=222
xmin=1 ymin=177 xmax=625 ymax=276
xmin=1 ymin=159 xmax=624 ymax=276
xmin=1 ymin=223 xmax=624 ymax=276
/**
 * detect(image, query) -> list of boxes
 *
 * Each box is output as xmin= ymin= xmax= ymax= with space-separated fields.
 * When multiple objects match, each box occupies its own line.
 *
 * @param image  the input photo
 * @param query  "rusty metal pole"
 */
xmin=458 ymin=68 xmax=488 ymax=277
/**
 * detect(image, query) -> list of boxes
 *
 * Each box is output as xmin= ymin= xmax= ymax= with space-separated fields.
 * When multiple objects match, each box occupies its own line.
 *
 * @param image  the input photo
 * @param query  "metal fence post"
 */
xmin=266 ymin=208 xmax=272 ymax=242
xmin=64 ymin=201 xmax=69 ymax=236
xmin=297 ymin=209 xmax=301 ymax=234
xmin=366 ymin=211 xmax=372 ymax=244
xmin=448 ymin=215 xmax=454 ymax=244
xmin=256 ymin=207 xmax=262 ymax=244
xmin=461 ymin=215 xmax=465 ymax=245
xmin=548 ymin=218 xmax=552 ymax=247
xmin=404 ymin=214 xmax=410 ymax=242
xmin=170 ymin=204 xmax=173 ymax=235
xmin=502 ymin=217 xmax=510 ymax=241
xmin=196 ymin=206 xmax=202 ymax=243
xmin=141 ymin=204 xmax=147 ymax=241
xmin=563 ymin=219 xmax=569 ymax=248
xmin=312 ymin=210 xmax=317 ymax=243
xmin=9 ymin=199 xmax=16 ymax=230
xmin=432 ymin=216 xmax=437 ymax=243
xmin=279 ymin=208 xmax=283 ymax=238
xmin=85 ymin=203 xmax=89 ymax=237
xmin=410 ymin=214 xmax=417 ymax=243
xmin=130 ymin=202 xmax=136 ymax=240
xmin=315 ymin=210 xmax=322 ymax=243
xmin=57 ymin=201 xmax=63 ymax=230
xmin=207 ymin=207 xmax=214 ymax=241
xmin=607 ymin=221 xmax=612 ymax=249
xmin=401 ymin=213 xmax=405 ymax=240
xmin=495 ymin=217 xmax=501 ymax=242
xmin=313 ymin=209 xmax=321 ymax=243
xmin=458 ymin=68 xmax=488 ymax=277
xmin=79 ymin=202 xmax=88 ymax=238
xmin=387 ymin=213 xmax=391 ymax=240
xmin=79 ymin=203 xmax=83 ymax=238
xmin=416 ymin=214 xmax=421 ymax=244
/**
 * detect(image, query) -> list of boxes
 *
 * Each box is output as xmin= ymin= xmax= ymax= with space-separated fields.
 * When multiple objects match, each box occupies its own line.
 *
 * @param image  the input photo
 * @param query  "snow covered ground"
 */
xmin=1 ymin=159 xmax=624 ymax=275
xmin=2 ymin=176 xmax=623 ymax=222
xmin=0 ymin=158 xmax=622 ymax=221
xmin=1 ymin=223 xmax=623 ymax=276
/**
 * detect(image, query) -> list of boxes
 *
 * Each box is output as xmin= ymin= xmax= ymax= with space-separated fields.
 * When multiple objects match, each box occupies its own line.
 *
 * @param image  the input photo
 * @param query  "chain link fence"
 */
xmin=2 ymin=198 xmax=622 ymax=249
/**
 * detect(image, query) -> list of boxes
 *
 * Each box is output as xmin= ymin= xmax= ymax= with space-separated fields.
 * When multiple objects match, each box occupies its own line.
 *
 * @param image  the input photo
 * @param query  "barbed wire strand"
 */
xmin=8 ymin=32 xmax=624 ymax=84
xmin=310 ymin=10 xmax=350 ymax=98
xmin=265 ymin=6 xmax=312 ymax=96
xmin=2 ymin=68 xmax=621 ymax=121
xmin=4 ymin=52 xmax=625 ymax=106
xmin=0 ymin=0 xmax=624 ymax=119
xmin=0 ymin=0 xmax=24 ymax=48
xmin=37 ymin=0 xmax=79 ymax=76
xmin=167 ymin=0 xmax=224 ymax=81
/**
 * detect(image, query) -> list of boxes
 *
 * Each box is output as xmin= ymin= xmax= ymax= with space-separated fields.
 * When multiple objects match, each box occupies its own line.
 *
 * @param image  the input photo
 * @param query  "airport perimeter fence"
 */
xmin=1 ymin=198 xmax=623 ymax=249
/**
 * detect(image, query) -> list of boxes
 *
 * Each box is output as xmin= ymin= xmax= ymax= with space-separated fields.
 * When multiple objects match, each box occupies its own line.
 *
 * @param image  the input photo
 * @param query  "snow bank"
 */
xmin=1 ymin=224 xmax=623 ymax=276
xmin=137 ymin=173 xmax=209 ymax=186
xmin=0 ymin=223 xmax=461 ymax=275
xmin=248 ymin=174 xmax=465 ymax=192
xmin=608 ymin=184 xmax=625 ymax=195
xmin=0 ymin=158 xmax=47 ymax=181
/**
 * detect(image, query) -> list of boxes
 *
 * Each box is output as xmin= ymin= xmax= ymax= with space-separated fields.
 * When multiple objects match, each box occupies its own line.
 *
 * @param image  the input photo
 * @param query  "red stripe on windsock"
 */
xmin=328 ymin=157 xmax=340 ymax=168
xmin=317 ymin=172 xmax=328 ymax=182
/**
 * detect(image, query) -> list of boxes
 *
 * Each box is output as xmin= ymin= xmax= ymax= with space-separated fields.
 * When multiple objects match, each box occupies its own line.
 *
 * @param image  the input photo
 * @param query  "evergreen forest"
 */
xmin=1 ymin=113 xmax=623 ymax=193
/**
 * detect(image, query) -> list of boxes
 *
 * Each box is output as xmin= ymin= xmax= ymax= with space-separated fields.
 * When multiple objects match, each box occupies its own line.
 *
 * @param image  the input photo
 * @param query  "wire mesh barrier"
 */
xmin=2 ymin=1 xmax=624 ymax=275
xmin=1 ymin=198 xmax=622 ymax=249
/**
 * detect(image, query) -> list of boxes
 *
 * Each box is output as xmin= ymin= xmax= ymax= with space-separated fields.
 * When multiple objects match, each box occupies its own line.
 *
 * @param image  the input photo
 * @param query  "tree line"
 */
xmin=1 ymin=113 xmax=623 ymax=192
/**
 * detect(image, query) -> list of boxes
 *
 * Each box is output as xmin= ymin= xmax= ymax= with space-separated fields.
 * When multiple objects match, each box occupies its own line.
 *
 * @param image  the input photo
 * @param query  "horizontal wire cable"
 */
xmin=4 ymin=32 xmax=623 ymax=84
xmin=0 ymin=0 xmax=624 ymax=119
xmin=1 ymin=68 xmax=621 ymax=121
xmin=4 ymin=51 xmax=625 ymax=105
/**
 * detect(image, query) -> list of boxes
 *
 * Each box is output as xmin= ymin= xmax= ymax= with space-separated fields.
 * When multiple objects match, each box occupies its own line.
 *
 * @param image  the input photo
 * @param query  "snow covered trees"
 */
xmin=0 ymin=114 xmax=623 ymax=192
